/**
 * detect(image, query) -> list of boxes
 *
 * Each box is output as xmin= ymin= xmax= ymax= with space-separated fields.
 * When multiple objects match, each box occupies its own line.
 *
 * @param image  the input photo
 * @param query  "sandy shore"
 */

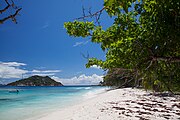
xmin=36 ymin=88 xmax=180 ymax=120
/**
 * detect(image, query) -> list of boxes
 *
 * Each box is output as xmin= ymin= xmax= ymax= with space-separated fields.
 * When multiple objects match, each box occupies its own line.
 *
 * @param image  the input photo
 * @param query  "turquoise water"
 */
xmin=0 ymin=86 xmax=107 ymax=120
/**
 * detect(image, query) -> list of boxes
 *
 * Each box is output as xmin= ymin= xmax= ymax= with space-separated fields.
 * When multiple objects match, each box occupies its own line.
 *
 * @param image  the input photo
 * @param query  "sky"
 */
xmin=0 ymin=0 xmax=113 ymax=85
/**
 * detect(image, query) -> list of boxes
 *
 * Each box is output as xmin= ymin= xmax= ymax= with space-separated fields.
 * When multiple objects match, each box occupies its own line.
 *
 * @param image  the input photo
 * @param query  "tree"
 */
xmin=0 ymin=0 xmax=22 ymax=24
xmin=64 ymin=0 xmax=180 ymax=92
xmin=102 ymin=68 xmax=136 ymax=87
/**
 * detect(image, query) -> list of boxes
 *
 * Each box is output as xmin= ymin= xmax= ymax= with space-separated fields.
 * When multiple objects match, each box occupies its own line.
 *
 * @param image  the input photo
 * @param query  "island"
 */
xmin=7 ymin=75 xmax=63 ymax=86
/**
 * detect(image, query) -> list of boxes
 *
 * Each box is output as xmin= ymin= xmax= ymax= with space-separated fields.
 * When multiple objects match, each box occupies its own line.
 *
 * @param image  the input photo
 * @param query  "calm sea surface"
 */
xmin=0 ymin=86 xmax=108 ymax=120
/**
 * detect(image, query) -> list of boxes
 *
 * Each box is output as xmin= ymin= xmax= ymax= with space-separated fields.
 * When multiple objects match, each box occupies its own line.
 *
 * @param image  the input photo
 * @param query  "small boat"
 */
xmin=9 ymin=90 xmax=19 ymax=93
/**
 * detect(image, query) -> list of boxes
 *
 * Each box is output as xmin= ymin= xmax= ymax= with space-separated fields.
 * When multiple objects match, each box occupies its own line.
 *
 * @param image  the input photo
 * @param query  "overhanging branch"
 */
xmin=76 ymin=7 xmax=105 ymax=20
xmin=0 ymin=8 xmax=22 ymax=24
xmin=0 ymin=5 xmax=10 ymax=14
xmin=152 ymin=56 xmax=180 ymax=62
xmin=0 ymin=0 xmax=22 ymax=24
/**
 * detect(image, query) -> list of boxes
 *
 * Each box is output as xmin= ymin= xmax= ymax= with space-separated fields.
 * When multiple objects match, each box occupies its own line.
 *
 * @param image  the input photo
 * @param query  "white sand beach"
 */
xmin=36 ymin=88 xmax=180 ymax=120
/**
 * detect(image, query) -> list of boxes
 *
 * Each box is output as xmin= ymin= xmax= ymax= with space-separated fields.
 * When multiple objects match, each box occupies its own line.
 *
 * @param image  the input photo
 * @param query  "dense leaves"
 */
xmin=64 ymin=0 xmax=180 ymax=92
xmin=64 ymin=21 xmax=94 ymax=37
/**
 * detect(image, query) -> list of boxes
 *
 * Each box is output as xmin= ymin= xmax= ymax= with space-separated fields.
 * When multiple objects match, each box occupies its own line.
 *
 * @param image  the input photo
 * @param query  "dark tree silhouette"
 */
xmin=0 ymin=0 xmax=22 ymax=24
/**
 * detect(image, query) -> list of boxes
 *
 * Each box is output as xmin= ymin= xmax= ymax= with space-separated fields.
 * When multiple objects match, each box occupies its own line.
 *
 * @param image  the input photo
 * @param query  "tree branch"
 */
xmin=76 ymin=7 xmax=105 ymax=25
xmin=0 ymin=0 xmax=22 ymax=24
xmin=145 ymin=60 xmax=153 ymax=70
xmin=0 ymin=8 xmax=22 ymax=24
xmin=152 ymin=56 xmax=180 ymax=62
xmin=0 ymin=5 xmax=10 ymax=14
xmin=0 ymin=0 xmax=11 ymax=13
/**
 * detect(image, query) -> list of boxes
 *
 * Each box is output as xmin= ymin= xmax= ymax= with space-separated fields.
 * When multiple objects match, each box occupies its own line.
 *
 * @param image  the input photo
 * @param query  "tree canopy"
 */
xmin=64 ymin=0 xmax=180 ymax=92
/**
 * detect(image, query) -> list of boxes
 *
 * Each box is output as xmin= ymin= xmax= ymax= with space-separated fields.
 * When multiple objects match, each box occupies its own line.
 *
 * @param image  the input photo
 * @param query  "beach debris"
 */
xmin=102 ymin=90 xmax=180 ymax=120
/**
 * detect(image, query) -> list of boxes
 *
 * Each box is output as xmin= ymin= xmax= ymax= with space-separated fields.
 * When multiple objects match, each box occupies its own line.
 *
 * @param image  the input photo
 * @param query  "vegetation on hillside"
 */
xmin=64 ymin=0 xmax=180 ymax=92
xmin=7 ymin=75 xmax=63 ymax=86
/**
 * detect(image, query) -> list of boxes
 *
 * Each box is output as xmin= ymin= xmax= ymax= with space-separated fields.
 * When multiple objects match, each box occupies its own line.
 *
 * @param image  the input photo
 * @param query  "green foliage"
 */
xmin=64 ymin=21 xmax=94 ymax=37
xmin=104 ymin=0 xmax=136 ymax=15
xmin=7 ymin=75 xmax=63 ymax=86
xmin=64 ymin=0 xmax=180 ymax=92
xmin=102 ymin=68 xmax=135 ymax=87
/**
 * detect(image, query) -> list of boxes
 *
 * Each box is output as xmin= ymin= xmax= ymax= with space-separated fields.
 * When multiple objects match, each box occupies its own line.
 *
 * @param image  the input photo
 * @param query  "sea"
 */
xmin=0 ymin=86 xmax=108 ymax=120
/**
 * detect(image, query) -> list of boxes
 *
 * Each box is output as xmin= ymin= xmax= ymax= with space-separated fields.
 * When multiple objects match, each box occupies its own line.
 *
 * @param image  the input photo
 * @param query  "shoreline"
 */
xmin=25 ymin=87 xmax=109 ymax=120
xmin=35 ymin=88 xmax=180 ymax=120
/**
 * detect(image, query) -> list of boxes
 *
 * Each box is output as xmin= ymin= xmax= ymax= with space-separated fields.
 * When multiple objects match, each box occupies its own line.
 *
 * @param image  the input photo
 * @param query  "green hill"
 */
xmin=7 ymin=75 xmax=63 ymax=86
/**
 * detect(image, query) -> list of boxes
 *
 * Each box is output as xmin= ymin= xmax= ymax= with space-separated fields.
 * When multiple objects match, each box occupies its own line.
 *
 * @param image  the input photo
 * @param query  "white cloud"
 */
xmin=1 ymin=62 xmax=26 ymax=67
xmin=31 ymin=69 xmax=61 ymax=73
xmin=0 ymin=62 xmax=62 ymax=79
xmin=0 ymin=62 xmax=28 ymax=79
xmin=90 ymin=65 xmax=102 ymax=69
xmin=31 ymin=73 xmax=56 ymax=76
xmin=28 ymin=69 xmax=61 ymax=77
xmin=73 ymin=42 xmax=84 ymax=47
xmin=0 ymin=62 xmax=102 ymax=85
xmin=73 ymin=41 xmax=89 ymax=47
xmin=51 ymin=74 xmax=103 ymax=85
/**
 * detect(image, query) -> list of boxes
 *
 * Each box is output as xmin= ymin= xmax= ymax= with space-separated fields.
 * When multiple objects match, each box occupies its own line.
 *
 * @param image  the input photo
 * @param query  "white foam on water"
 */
xmin=82 ymin=87 xmax=108 ymax=99
xmin=84 ymin=87 xmax=92 ymax=90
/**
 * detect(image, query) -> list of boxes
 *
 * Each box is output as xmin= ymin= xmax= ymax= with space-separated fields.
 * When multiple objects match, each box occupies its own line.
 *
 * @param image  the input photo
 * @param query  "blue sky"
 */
xmin=0 ymin=0 xmax=113 ymax=85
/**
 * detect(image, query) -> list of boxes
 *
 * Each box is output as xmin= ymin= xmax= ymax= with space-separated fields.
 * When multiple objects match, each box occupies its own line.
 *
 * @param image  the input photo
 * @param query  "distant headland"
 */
xmin=7 ymin=75 xmax=63 ymax=86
